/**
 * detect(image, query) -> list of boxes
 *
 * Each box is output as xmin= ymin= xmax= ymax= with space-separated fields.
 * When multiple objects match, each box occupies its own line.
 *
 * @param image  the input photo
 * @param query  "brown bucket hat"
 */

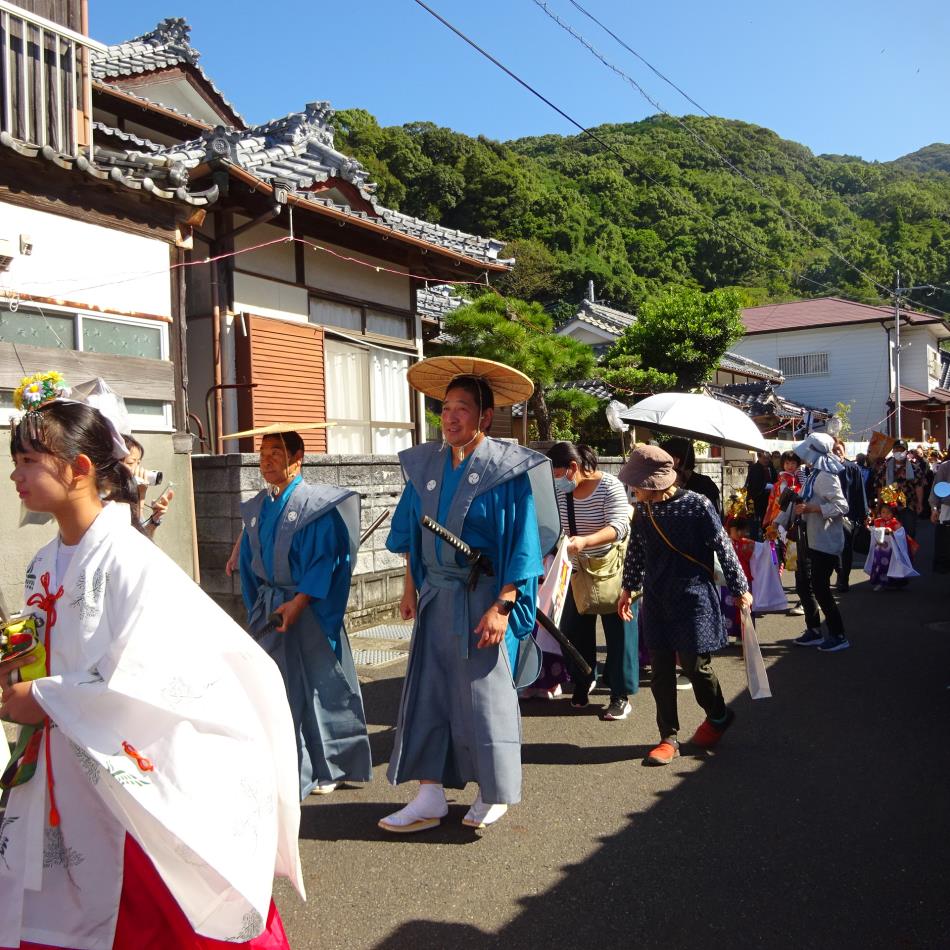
xmin=618 ymin=444 xmax=677 ymax=491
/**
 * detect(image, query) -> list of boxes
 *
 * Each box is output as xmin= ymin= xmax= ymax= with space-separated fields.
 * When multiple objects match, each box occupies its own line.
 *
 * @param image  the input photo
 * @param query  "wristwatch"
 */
xmin=493 ymin=598 xmax=515 ymax=615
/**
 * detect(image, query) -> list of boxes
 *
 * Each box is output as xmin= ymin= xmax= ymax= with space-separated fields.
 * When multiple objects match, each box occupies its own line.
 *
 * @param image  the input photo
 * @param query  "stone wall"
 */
xmin=192 ymin=452 xmax=738 ymax=633
xmin=192 ymin=454 xmax=407 ymax=631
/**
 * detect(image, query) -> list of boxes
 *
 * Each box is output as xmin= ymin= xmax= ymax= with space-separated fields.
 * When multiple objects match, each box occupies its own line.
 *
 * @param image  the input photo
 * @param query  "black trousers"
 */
xmin=897 ymin=507 xmax=918 ymax=540
xmin=835 ymin=518 xmax=854 ymax=588
xmin=649 ymin=649 xmax=727 ymax=740
xmin=795 ymin=546 xmax=845 ymax=637
xmin=560 ymin=586 xmax=638 ymax=699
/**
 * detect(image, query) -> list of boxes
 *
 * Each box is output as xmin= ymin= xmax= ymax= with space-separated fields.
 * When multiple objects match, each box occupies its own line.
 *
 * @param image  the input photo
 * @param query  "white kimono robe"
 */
xmin=0 ymin=503 xmax=304 ymax=949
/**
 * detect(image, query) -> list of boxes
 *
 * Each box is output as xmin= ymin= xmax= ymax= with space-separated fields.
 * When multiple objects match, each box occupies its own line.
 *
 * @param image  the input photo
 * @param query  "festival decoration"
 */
xmin=879 ymin=483 xmax=906 ymax=508
xmin=12 ymin=371 xmax=69 ymax=410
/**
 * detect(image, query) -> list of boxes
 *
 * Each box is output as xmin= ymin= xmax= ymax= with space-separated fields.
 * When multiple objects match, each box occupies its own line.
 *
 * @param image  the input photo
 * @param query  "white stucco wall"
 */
xmin=730 ymin=324 xmax=892 ymax=435
xmin=0 ymin=201 xmax=171 ymax=317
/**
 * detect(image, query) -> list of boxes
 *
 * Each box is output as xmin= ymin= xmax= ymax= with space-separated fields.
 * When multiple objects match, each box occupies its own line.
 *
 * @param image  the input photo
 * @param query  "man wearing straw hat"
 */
xmin=378 ymin=357 xmax=559 ymax=832
xmin=234 ymin=423 xmax=372 ymax=799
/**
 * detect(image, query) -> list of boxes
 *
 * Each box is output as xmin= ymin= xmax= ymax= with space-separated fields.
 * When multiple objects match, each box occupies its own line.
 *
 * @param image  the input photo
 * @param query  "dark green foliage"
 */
xmin=437 ymin=295 xmax=597 ymax=442
xmin=334 ymin=109 xmax=950 ymax=317
xmin=600 ymin=288 xmax=744 ymax=395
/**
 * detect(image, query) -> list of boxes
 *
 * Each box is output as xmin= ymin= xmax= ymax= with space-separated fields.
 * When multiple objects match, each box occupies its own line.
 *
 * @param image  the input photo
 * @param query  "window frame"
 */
xmin=323 ymin=336 xmax=416 ymax=454
xmin=0 ymin=302 xmax=173 ymax=432
xmin=777 ymin=352 xmax=830 ymax=378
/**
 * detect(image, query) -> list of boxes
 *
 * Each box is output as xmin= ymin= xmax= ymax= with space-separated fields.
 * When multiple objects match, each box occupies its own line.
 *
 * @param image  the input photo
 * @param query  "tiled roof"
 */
xmin=91 ymin=18 xmax=244 ymax=126
xmin=512 ymin=378 xmax=611 ymax=417
xmin=894 ymin=385 xmax=950 ymax=405
xmin=568 ymin=299 xmax=636 ymax=335
xmin=706 ymin=380 xmax=830 ymax=420
xmin=151 ymin=104 xmax=508 ymax=266
xmin=0 ymin=130 xmax=217 ymax=207
xmin=93 ymin=80 xmax=213 ymax=131
xmin=92 ymin=120 xmax=161 ymax=153
xmin=417 ymin=285 xmax=465 ymax=322
xmin=742 ymin=296 xmax=940 ymax=334
xmin=717 ymin=351 xmax=784 ymax=382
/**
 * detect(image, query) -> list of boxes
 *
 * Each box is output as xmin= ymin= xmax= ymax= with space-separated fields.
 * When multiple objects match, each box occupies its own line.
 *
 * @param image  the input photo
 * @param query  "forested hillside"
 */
xmin=335 ymin=110 xmax=950 ymax=318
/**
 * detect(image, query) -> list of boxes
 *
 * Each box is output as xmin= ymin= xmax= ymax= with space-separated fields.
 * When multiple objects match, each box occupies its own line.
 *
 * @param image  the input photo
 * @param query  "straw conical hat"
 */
xmin=407 ymin=356 xmax=533 ymax=407
xmin=221 ymin=421 xmax=332 ymax=440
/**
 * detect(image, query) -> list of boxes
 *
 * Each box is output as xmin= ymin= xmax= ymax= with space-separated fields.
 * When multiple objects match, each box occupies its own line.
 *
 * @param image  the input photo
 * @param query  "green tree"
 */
xmin=438 ymin=294 xmax=597 ymax=441
xmin=601 ymin=287 xmax=744 ymax=395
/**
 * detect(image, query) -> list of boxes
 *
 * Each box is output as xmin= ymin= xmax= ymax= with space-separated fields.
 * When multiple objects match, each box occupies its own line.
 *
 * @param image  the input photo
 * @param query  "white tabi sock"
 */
xmin=381 ymin=784 xmax=448 ymax=827
xmin=463 ymin=790 xmax=508 ymax=828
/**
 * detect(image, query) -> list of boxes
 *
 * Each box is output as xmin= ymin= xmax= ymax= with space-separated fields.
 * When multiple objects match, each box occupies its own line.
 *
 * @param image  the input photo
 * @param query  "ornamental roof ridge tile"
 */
xmin=0 ymin=130 xmax=218 ymax=208
xmin=147 ymin=104 xmax=506 ymax=264
xmin=91 ymin=18 xmax=245 ymax=126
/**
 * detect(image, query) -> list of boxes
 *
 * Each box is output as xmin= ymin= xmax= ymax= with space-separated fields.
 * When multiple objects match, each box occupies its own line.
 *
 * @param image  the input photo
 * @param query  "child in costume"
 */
xmin=0 ymin=372 xmax=303 ymax=950
xmin=722 ymin=517 xmax=756 ymax=641
xmin=864 ymin=495 xmax=919 ymax=590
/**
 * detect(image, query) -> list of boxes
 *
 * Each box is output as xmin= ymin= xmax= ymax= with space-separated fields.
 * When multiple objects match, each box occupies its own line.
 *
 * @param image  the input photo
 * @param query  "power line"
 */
xmin=530 ymin=0 xmax=903 ymax=303
xmin=410 ymin=0 xmax=794 ymax=283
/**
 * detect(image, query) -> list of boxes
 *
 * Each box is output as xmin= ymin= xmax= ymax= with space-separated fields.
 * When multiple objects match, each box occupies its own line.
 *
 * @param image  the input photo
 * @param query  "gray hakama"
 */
xmin=385 ymin=438 xmax=558 ymax=805
xmin=240 ymin=479 xmax=372 ymax=799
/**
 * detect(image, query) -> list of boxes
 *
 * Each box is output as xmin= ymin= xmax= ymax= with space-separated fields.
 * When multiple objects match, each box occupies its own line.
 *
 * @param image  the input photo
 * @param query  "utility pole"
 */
xmin=892 ymin=273 xmax=933 ymax=441
xmin=894 ymin=270 xmax=902 ymax=440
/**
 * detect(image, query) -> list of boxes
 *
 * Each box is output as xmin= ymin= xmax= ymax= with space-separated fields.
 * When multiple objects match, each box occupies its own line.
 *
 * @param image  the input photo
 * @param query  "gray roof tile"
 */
xmin=91 ymin=18 xmax=244 ymax=127
xmin=151 ymin=104 xmax=506 ymax=265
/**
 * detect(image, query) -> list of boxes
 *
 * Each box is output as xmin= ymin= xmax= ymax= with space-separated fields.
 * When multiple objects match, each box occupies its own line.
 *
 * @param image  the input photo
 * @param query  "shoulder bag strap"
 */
xmin=644 ymin=501 xmax=714 ymax=579
xmin=565 ymin=491 xmax=578 ymax=537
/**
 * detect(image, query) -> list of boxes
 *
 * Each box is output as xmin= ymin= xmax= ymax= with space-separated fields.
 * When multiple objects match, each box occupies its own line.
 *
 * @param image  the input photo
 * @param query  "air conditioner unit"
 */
xmin=0 ymin=238 xmax=14 ymax=271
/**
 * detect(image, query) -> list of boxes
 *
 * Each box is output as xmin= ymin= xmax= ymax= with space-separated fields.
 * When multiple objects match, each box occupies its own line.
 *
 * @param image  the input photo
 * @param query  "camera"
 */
xmin=134 ymin=469 xmax=163 ymax=487
xmin=778 ymin=487 xmax=804 ymax=511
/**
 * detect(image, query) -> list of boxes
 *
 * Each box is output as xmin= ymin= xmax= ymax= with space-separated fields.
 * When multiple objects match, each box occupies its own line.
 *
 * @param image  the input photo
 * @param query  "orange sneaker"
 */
xmin=645 ymin=739 xmax=680 ymax=765
xmin=689 ymin=708 xmax=736 ymax=749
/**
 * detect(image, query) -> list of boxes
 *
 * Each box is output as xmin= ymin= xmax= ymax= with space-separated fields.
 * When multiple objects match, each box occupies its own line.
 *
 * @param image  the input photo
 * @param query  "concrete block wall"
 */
xmin=192 ymin=454 xmax=407 ymax=631
xmin=192 ymin=452 xmax=736 ymax=633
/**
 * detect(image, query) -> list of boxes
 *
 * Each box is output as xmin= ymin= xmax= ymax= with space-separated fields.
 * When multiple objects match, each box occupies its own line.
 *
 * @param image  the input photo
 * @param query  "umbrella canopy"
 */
xmin=618 ymin=392 xmax=768 ymax=452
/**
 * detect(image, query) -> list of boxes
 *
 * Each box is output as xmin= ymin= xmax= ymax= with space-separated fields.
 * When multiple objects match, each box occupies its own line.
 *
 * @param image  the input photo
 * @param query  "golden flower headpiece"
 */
xmin=878 ymin=483 xmax=906 ymax=508
xmin=13 ymin=371 xmax=69 ymax=410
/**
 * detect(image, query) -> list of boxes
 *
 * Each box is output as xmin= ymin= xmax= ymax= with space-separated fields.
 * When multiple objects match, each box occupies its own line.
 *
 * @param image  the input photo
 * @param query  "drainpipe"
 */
xmin=210 ymin=254 xmax=224 ymax=454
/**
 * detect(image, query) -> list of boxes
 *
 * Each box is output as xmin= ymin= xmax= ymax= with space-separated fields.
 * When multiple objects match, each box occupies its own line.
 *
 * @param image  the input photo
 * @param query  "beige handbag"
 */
xmin=566 ymin=493 xmax=627 ymax=615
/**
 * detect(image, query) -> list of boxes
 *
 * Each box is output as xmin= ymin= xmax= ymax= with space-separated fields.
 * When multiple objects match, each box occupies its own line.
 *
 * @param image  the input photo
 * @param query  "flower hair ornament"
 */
xmin=12 ymin=371 xmax=129 ymax=460
xmin=13 ymin=370 xmax=70 ymax=411
xmin=879 ymin=483 xmax=906 ymax=509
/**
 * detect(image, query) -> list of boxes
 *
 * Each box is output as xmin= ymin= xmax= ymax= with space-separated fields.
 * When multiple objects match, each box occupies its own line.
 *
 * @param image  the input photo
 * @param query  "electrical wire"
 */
xmin=530 ymin=0 xmax=908 ymax=304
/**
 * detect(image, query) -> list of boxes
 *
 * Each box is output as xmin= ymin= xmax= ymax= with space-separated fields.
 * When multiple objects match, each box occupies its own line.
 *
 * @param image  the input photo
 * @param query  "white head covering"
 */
xmin=793 ymin=432 xmax=843 ymax=474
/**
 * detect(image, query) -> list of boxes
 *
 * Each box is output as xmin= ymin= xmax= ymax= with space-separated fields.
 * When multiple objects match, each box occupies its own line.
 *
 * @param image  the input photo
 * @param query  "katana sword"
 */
xmin=420 ymin=515 xmax=592 ymax=677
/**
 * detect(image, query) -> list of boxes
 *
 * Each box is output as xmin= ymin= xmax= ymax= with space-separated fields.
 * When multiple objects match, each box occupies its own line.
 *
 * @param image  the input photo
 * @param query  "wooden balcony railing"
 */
xmin=0 ymin=0 xmax=105 ymax=156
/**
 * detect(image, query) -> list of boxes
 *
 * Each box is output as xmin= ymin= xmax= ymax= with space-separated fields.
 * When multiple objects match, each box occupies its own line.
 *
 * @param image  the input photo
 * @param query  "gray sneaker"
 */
xmin=786 ymin=605 xmax=806 ymax=616
xmin=601 ymin=698 xmax=632 ymax=721
xmin=792 ymin=628 xmax=823 ymax=646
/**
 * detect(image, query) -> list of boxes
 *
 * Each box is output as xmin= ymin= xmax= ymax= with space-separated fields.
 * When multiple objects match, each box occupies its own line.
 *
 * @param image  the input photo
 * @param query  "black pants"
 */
xmin=795 ymin=546 xmax=845 ymax=637
xmin=650 ymin=649 xmax=726 ymax=740
xmin=835 ymin=518 xmax=854 ymax=588
xmin=560 ymin=586 xmax=638 ymax=699
xmin=897 ymin=507 xmax=918 ymax=540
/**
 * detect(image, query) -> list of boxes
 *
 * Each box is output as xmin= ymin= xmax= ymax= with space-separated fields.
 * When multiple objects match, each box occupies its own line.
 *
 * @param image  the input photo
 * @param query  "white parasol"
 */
xmin=618 ymin=392 xmax=768 ymax=452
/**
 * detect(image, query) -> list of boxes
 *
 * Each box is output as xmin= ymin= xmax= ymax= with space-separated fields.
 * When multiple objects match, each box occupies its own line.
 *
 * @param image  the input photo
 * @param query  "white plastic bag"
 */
xmin=740 ymin=606 xmax=772 ymax=700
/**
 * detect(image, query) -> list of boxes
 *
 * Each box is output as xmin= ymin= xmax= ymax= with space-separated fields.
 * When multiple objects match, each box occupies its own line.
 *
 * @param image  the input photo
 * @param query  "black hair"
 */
xmin=11 ymin=402 xmax=143 ymax=527
xmin=445 ymin=375 xmax=495 ymax=413
xmin=123 ymin=434 xmax=144 ymax=460
xmin=663 ymin=437 xmax=695 ymax=470
xmin=780 ymin=451 xmax=800 ymax=466
xmin=546 ymin=441 xmax=598 ymax=472
xmin=261 ymin=430 xmax=305 ymax=457
xmin=731 ymin=516 xmax=754 ymax=537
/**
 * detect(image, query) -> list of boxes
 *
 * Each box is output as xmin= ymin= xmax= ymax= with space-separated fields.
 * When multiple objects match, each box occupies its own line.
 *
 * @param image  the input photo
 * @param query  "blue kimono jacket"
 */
xmin=384 ymin=437 xmax=558 ymax=803
xmin=240 ymin=477 xmax=372 ymax=797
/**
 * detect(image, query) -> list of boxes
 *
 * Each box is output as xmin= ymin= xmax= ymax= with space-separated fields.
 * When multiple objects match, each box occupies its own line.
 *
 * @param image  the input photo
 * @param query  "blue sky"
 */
xmin=90 ymin=0 xmax=946 ymax=162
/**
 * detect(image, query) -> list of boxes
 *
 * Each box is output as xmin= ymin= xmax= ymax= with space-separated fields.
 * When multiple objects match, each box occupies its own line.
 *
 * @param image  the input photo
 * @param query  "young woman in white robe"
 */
xmin=0 ymin=394 xmax=304 ymax=949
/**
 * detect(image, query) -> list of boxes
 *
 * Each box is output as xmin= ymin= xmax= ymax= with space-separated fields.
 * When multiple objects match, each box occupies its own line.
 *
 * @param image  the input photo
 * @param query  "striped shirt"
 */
xmin=556 ymin=472 xmax=631 ymax=561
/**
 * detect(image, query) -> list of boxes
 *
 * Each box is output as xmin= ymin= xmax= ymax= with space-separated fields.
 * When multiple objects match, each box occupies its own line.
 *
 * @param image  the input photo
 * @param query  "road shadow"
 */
xmin=300 ymin=800 xmax=483 ymax=846
xmin=369 ymin=525 xmax=950 ymax=949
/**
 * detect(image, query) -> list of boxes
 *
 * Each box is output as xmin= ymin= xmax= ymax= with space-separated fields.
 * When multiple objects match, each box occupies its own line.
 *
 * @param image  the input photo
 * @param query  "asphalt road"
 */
xmin=276 ymin=525 xmax=950 ymax=949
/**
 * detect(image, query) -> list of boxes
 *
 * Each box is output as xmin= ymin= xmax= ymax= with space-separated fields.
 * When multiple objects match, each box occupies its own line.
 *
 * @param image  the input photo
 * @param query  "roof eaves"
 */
xmin=0 ymin=130 xmax=218 ymax=208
